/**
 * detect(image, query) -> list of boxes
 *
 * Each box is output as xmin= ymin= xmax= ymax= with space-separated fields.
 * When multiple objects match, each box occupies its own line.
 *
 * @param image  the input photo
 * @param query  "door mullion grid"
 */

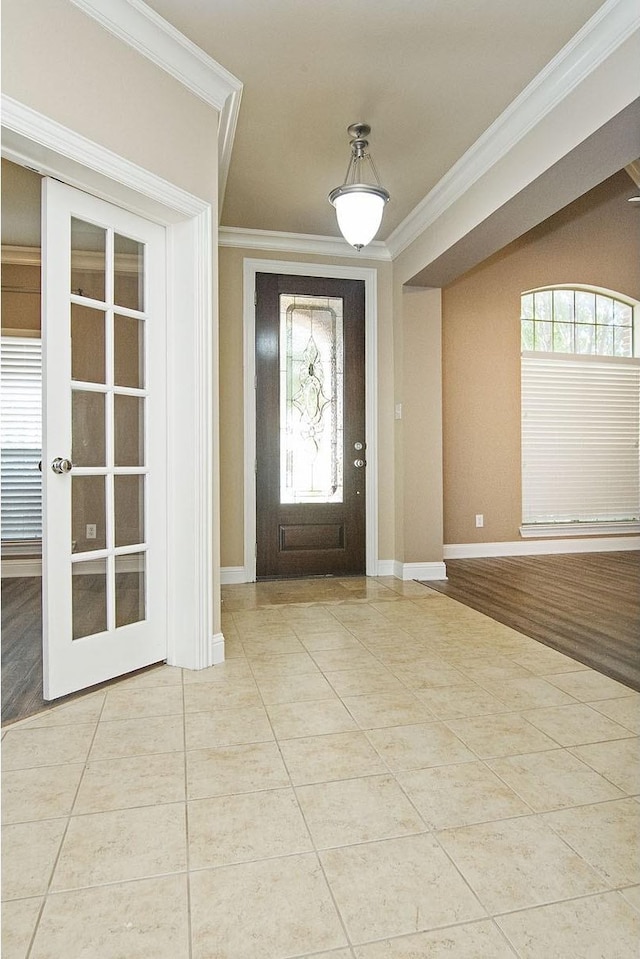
xmin=141 ymin=239 xmax=149 ymax=626
xmin=105 ymin=227 xmax=116 ymax=633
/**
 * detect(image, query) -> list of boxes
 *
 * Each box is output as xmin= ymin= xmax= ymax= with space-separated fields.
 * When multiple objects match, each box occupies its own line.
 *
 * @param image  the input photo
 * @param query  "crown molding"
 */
xmin=1 ymin=96 xmax=208 ymax=221
xmin=69 ymin=0 xmax=242 ymax=206
xmin=219 ymin=226 xmax=392 ymax=261
xmin=386 ymin=0 xmax=640 ymax=259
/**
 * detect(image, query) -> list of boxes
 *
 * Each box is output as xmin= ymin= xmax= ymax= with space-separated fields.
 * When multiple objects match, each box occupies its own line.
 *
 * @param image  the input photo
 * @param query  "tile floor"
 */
xmin=2 ymin=576 xmax=639 ymax=958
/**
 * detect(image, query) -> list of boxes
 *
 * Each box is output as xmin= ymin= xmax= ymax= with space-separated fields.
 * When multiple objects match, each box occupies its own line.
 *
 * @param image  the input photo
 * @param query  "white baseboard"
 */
xmin=210 ymin=632 xmax=225 ymax=665
xmin=444 ymin=536 xmax=640 ymax=559
xmin=220 ymin=566 xmax=251 ymax=584
xmin=394 ymin=561 xmax=448 ymax=581
xmin=221 ymin=561 xmax=448 ymax=582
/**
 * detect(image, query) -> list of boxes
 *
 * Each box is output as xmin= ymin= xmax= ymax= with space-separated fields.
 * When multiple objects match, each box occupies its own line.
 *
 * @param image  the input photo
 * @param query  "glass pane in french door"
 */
xmin=70 ymin=216 xmax=147 ymax=639
xmin=115 ymin=552 xmax=146 ymax=628
xmin=71 ymin=304 xmax=105 ymax=383
xmin=72 ymin=559 xmax=107 ymax=640
xmin=72 ymin=475 xmax=106 ymax=552
xmin=71 ymin=218 xmax=106 ymax=301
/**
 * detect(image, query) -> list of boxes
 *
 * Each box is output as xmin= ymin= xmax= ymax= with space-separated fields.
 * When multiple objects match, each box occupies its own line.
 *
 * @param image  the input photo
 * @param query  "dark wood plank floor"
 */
xmin=1 ymin=576 xmax=158 ymax=726
xmin=425 ymin=551 xmax=640 ymax=692
xmin=2 ymin=576 xmax=43 ymax=725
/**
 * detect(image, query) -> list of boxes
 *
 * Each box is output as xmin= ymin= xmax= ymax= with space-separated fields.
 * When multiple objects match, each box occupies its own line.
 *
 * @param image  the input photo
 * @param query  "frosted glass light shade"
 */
xmin=330 ymin=185 xmax=389 ymax=250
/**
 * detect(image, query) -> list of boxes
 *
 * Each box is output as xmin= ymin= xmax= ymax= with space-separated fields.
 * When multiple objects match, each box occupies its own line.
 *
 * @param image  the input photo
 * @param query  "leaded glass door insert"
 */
xmin=280 ymin=294 xmax=344 ymax=504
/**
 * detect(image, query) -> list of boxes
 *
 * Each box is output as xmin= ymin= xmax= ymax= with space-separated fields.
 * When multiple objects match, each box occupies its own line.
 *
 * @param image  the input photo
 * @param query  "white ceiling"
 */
xmin=145 ymin=0 xmax=606 ymax=239
xmin=2 ymin=0 xmax=637 ymax=278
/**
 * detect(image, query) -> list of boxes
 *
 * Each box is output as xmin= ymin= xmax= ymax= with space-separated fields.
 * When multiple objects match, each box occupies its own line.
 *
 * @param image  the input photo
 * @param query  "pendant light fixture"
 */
xmin=329 ymin=123 xmax=390 ymax=251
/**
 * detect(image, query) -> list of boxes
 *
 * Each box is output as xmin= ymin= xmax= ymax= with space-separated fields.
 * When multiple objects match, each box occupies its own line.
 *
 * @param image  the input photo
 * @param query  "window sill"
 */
xmin=1 ymin=540 xmax=42 ymax=558
xmin=520 ymin=522 xmax=640 ymax=538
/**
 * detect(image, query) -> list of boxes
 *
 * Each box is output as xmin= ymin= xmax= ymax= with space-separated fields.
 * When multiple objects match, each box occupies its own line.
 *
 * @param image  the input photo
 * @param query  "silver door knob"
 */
xmin=354 ymin=458 xmax=365 ymax=468
xmin=51 ymin=457 xmax=73 ymax=474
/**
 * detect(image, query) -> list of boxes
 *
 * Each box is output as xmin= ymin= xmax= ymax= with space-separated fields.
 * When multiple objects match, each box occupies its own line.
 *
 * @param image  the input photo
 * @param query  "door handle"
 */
xmin=354 ymin=459 xmax=366 ymax=468
xmin=51 ymin=457 xmax=73 ymax=474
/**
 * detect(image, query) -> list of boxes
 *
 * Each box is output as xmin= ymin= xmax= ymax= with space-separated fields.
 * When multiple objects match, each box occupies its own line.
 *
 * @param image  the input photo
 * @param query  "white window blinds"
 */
xmin=521 ymin=353 xmax=640 ymax=526
xmin=1 ymin=336 xmax=43 ymax=541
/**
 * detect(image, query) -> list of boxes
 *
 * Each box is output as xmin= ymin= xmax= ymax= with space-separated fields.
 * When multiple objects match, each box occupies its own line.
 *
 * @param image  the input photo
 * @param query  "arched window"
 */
xmin=520 ymin=286 xmax=640 ymax=535
xmin=521 ymin=286 xmax=635 ymax=356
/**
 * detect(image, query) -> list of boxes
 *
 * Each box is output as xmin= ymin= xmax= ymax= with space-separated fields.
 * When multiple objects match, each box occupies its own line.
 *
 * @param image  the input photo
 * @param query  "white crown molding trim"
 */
xmin=69 ymin=0 xmax=243 ymax=205
xmin=219 ymin=226 xmax=391 ymax=261
xmin=444 ymin=536 xmax=640 ymax=559
xmin=386 ymin=0 xmax=640 ymax=259
xmin=1 ymin=96 xmax=207 ymax=221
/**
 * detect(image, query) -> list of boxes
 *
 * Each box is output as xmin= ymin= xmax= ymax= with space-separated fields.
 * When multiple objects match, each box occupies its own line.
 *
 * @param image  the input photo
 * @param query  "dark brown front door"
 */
xmin=256 ymin=273 xmax=366 ymax=578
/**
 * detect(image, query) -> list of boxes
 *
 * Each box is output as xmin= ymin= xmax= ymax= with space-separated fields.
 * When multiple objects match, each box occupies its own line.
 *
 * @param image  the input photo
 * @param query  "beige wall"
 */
xmin=218 ymin=245 xmax=395 ymax=568
xmin=399 ymin=287 xmax=443 ymax=563
xmin=2 ymin=0 xmax=218 ymax=202
xmin=442 ymin=170 xmax=640 ymax=546
xmin=1 ymin=264 xmax=40 ymax=332
xmin=2 ymin=0 xmax=222 ymax=637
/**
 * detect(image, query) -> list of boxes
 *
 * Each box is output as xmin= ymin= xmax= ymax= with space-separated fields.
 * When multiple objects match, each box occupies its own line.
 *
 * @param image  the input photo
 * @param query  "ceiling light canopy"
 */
xmin=329 ymin=123 xmax=390 ymax=251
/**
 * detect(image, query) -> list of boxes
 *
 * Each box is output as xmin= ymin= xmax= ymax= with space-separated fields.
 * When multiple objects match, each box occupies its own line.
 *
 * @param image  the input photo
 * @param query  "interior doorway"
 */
xmin=1 ymin=159 xmax=44 ymax=723
xmin=1 ymin=166 xmax=170 ymax=716
xmin=2 ymin=101 xmax=218 ymax=723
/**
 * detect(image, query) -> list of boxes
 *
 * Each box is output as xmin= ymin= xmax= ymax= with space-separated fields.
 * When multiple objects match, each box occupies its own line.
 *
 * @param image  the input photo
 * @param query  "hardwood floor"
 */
xmin=426 ymin=551 xmax=640 ymax=692
xmin=4 ymin=552 xmax=639 ymax=724
xmin=1 ymin=575 xmax=154 ymax=726
xmin=1 ymin=576 xmax=43 ymax=725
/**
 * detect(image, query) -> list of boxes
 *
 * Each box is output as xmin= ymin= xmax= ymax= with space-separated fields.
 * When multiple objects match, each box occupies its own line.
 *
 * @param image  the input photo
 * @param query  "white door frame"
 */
xmin=243 ymin=257 xmax=379 ymax=582
xmin=2 ymin=96 xmax=220 ymax=670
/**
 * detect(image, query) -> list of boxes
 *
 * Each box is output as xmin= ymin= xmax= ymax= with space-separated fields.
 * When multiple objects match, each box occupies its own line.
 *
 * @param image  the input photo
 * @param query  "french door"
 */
xmin=42 ymin=179 xmax=167 ymax=699
xmin=255 ymin=273 xmax=366 ymax=578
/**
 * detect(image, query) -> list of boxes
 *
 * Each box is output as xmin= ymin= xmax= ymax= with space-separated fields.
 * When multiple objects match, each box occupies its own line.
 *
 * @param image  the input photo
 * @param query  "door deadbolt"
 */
xmin=354 ymin=441 xmax=365 ymax=451
xmin=51 ymin=457 xmax=73 ymax=474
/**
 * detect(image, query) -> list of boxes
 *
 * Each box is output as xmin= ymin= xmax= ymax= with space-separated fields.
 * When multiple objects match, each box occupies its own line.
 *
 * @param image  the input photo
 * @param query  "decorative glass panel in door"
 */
xmin=42 ymin=179 xmax=167 ymax=699
xmin=280 ymin=295 xmax=344 ymax=504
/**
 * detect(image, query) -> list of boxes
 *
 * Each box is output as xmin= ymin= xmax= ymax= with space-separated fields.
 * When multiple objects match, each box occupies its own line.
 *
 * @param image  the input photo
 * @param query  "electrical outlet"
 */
xmin=86 ymin=523 xmax=97 ymax=539
xmin=475 ymin=514 xmax=484 ymax=528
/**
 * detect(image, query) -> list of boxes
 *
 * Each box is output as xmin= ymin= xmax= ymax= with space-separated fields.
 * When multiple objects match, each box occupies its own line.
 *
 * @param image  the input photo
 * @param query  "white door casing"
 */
xmin=2 ymin=98 xmax=219 ymax=683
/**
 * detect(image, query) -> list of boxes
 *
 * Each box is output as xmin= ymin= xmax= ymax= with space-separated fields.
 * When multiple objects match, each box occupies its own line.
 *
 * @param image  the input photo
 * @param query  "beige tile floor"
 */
xmin=2 ymin=576 xmax=640 ymax=958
